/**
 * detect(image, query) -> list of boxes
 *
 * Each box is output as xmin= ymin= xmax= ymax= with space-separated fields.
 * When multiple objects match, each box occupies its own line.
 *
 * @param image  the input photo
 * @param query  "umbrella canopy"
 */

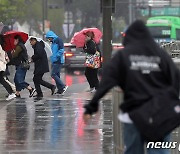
xmin=25 ymin=36 xmax=52 ymax=58
xmin=71 ymin=28 xmax=102 ymax=48
xmin=2 ymin=31 xmax=28 ymax=52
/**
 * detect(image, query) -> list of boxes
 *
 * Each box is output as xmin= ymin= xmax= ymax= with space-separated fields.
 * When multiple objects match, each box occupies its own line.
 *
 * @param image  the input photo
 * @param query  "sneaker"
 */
xmin=51 ymin=85 xmax=56 ymax=95
xmin=62 ymin=86 xmax=68 ymax=95
xmin=86 ymin=88 xmax=94 ymax=92
xmin=55 ymin=90 xmax=64 ymax=95
xmin=15 ymin=94 xmax=21 ymax=98
xmin=6 ymin=93 xmax=16 ymax=101
xmin=29 ymin=88 xmax=36 ymax=97
xmin=34 ymin=97 xmax=43 ymax=101
xmin=55 ymin=86 xmax=68 ymax=95
xmin=90 ymin=88 xmax=96 ymax=93
xmin=33 ymin=94 xmax=43 ymax=98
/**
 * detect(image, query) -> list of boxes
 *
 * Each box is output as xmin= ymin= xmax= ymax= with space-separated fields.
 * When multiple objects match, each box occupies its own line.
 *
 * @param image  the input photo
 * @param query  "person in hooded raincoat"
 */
xmin=83 ymin=20 xmax=180 ymax=154
xmin=29 ymin=37 xmax=56 ymax=98
xmin=46 ymin=31 xmax=68 ymax=95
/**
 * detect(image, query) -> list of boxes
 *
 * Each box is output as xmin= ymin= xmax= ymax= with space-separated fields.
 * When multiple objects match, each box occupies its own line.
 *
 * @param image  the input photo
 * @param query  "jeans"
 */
xmin=14 ymin=66 xmax=29 ymax=91
xmin=33 ymin=73 xmax=54 ymax=95
xmin=85 ymin=67 xmax=99 ymax=89
xmin=51 ymin=63 xmax=65 ymax=91
xmin=123 ymin=123 xmax=170 ymax=154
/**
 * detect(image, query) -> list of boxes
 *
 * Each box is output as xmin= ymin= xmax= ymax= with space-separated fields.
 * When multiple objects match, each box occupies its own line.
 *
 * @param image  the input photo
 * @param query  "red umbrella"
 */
xmin=2 ymin=31 xmax=28 ymax=52
xmin=71 ymin=28 xmax=102 ymax=48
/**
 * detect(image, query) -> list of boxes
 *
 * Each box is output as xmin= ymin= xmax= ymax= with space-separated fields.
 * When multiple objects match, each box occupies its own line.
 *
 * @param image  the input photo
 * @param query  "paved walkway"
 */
xmin=0 ymin=88 xmax=113 ymax=154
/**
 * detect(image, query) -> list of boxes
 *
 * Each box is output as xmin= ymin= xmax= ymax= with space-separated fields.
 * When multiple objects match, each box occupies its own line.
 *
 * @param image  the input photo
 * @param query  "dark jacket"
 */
xmin=31 ymin=41 xmax=49 ymax=75
xmin=11 ymin=42 xmax=28 ymax=66
xmin=83 ymin=39 xmax=100 ymax=54
xmin=84 ymin=20 xmax=180 ymax=114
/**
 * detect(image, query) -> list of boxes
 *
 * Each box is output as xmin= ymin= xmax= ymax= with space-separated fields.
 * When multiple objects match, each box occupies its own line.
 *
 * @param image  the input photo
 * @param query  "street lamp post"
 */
xmin=64 ymin=0 xmax=73 ymax=41
xmin=42 ymin=0 xmax=45 ymax=39
xmin=42 ymin=0 xmax=48 ymax=40
xmin=102 ymin=0 xmax=113 ymax=64
xmin=67 ymin=4 xmax=70 ymax=41
xmin=148 ymin=5 xmax=152 ymax=17
xmin=129 ymin=0 xmax=133 ymax=24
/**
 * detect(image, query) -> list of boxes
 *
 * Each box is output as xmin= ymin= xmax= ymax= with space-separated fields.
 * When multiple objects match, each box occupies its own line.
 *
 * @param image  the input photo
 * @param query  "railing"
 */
xmin=160 ymin=41 xmax=180 ymax=58
xmin=112 ymin=60 xmax=180 ymax=154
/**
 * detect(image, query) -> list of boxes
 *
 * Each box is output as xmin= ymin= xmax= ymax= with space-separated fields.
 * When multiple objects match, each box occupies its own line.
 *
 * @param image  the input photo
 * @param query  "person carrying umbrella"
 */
xmin=83 ymin=31 xmax=100 ymax=92
xmin=0 ymin=23 xmax=16 ymax=94
xmin=10 ymin=35 xmax=36 ymax=98
xmin=71 ymin=28 xmax=102 ymax=92
xmin=29 ymin=37 xmax=56 ymax=98
xmin=0 ymin=35 xmax=16 ymax=100
xmin=46 ymin=31 xmax=68 ymax=95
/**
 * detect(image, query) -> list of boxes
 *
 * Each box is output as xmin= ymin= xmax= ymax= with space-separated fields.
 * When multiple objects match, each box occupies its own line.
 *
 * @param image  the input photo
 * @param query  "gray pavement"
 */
xmin=0 ymin=66 xmax=113 ymax=154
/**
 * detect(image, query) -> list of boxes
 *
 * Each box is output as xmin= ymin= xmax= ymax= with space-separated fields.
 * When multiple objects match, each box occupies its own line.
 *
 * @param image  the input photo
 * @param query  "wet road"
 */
xmin=0 ymin=66 xmax=113 ymax=154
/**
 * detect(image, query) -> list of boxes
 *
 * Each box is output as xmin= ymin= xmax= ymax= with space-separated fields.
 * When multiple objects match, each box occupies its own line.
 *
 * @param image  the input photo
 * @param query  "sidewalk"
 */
xmin=0 ymin=90 xmax=113 ymax=154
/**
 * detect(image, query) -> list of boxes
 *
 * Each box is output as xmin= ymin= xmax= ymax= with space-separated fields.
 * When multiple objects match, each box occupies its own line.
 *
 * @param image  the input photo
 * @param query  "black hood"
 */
xmin=123 ymin=20 xmax=154 ymax=46
xmin=32 ymin=40 xmax=45 ymax=49
xmin=39 ymin=40 xmax=45 ymax=48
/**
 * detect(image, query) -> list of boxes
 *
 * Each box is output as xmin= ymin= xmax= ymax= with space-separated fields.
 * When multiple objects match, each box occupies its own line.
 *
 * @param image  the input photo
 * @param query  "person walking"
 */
xmin=83 ymin=20 xmax=180 ymax=154
xmin=46 ymin=31 xmax=68 ymax=95
xmin=83 ymin=31 xmax=100 ymax=92
xmin=0 ymin=25 xmax=16 ymax=94
xmin=0 ymin=35 xmax=16 ymax=100
xmin=10 ymin=35 xmax=36 ymax=98
xmin=29 ymin=37 xmax=56 ymax=98
xmin=3 ymin=51 xmax=16 ymax=94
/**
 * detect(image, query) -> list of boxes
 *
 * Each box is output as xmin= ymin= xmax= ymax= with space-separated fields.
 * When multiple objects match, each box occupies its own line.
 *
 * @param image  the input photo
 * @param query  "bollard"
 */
xmin=173 ymin=59 xmax=180 ymax=70
xmin=170 ymin=127 xmax=180 ymax=154
xmin=112 ymin=87 xmax=124 ymax=154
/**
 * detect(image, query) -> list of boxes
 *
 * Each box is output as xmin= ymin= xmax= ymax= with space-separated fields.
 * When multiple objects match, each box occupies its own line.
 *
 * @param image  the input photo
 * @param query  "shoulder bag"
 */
xmin=84 ymin=42 xmax=101 ymax=69
xmin=129 ymin=89 xmax=180 ymax=141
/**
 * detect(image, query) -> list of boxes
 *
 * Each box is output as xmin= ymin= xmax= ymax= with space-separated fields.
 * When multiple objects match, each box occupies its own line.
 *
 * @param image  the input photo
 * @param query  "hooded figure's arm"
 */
xmin=57 ymin=48 xmax=64 ymax=56
xmin=57 ymin=38 xmax=64 ymax=50
xmin=84 ymin=51 xmax=125 ymax=115
xmin=55 ymin=38 xmax=64 ymax=57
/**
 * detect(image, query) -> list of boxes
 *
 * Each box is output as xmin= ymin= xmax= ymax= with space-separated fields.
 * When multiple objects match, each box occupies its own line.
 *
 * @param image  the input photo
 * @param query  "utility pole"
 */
xmin=42 ymin=0 xmax=45 ymax=39
xmin=129 ymin=0 xmax=133 ymax=24
xmin=45 ymin=0 xmax=48 ymax=20
xmin=67 ymin=2 xmax=70 ymax=41
xmin=148 ymin=5 xmax=152 ymax=17
xmin=102 ymin=0 xmax=113 ymax=64
xmin=64 ymin=0 xmax=73 ymax=42
xmin=42 ymin=0 xmax=48 ymax=40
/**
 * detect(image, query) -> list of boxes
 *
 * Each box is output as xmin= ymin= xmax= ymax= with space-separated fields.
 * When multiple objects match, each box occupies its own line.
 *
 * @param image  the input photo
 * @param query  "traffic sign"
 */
xmin=63 ymin=23 xmax=75 ymax=38
xmin=141 ymin=7 xmax=180 ymax=16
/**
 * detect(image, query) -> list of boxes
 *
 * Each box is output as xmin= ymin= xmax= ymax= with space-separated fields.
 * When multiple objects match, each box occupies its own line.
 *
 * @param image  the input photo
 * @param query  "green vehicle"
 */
xmin=146 ymin=16 xmax=180 ymax=43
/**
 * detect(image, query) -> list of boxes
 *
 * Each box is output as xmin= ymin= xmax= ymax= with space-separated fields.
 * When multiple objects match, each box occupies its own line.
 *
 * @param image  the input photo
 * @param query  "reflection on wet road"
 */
xmin=0 ymin=67 xmax=113 ymax=153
